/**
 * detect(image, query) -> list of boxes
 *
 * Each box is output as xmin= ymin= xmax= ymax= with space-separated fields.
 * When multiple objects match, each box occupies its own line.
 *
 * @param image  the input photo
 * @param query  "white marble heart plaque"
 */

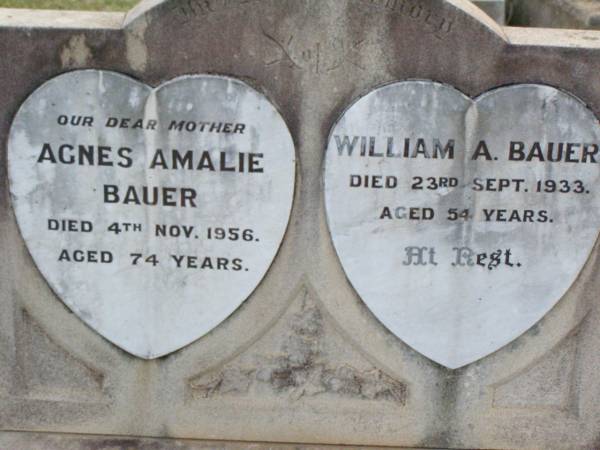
xmin=9 ymin=70 xmax=296 ymax=359
xmin=325 ymin=81 xmax=600 ymax=369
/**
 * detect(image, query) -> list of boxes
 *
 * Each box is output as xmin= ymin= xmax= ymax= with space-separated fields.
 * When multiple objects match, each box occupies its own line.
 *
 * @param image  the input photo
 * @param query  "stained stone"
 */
xmin=8 ymin=70 xmax=296 ymax=359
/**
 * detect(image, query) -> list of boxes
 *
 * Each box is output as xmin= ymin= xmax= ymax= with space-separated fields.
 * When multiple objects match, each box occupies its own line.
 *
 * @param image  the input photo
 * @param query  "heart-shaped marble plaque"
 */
xmin=9 ymin=70 xmax=296 ymax=359
xmin=325 ymin=81 xmax=600 ymax=369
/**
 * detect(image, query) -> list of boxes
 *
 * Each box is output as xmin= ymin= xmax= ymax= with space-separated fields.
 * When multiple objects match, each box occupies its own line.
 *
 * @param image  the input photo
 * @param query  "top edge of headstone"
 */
xmin=123 ymin=0 xmax=508 ymax=42
xmin=0 ymin=8 xmax=124 ymax=29
xmin=446 ymin=0 xmax=507 ymax=36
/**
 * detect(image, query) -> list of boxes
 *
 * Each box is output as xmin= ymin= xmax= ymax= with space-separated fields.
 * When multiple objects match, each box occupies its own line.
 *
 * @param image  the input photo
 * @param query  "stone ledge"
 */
xmin=0 ymin=431 xmax=434 ymax=450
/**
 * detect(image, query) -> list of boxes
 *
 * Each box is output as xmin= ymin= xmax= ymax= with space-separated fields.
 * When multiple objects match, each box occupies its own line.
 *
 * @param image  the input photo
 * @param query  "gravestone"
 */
xmin=8 ymin=70 xmax=296 ymax=359
xmin=1 ymin=1 xmax=600 ymax=449
xmin=324 ymin=81 xmax=600 ymax=369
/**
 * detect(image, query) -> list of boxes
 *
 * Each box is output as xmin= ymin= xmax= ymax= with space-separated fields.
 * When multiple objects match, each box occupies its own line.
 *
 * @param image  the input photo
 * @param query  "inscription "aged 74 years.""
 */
xmin=8 ymin=70 xmax=296 ymax=359
xmin=325 ymin=80 xmax=600 ymax=369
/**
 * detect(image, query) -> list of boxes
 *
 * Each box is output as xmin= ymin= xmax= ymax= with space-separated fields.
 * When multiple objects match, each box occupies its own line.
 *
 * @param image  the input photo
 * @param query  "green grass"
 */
xmin=0 ymin=0 xmax=138 ymax=11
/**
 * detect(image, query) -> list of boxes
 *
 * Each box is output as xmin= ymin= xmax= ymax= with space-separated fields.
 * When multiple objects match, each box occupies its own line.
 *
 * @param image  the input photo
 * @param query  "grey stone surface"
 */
xmin=0 ymin=1 xmax=600 ymax=449
xmin=0 ymin=431 xmax=431 ymax=450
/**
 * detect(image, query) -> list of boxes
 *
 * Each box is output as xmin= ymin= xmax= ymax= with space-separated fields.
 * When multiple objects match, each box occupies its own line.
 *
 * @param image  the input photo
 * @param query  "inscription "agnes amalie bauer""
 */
xmin=8 ymin=70 xmax=296 ymax=359
xmin=40 ymin=118 xmax=259 ymax=210
xmin=325 ymin=81 xmax=600 ymax=369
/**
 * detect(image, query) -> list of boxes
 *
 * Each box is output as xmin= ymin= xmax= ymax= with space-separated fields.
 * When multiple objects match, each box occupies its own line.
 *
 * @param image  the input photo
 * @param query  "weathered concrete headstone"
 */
xmin=1 ymin=1 xmax=600 ymax=449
